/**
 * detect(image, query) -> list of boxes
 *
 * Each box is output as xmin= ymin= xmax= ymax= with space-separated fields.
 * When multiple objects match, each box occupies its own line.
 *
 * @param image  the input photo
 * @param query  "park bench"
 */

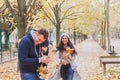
xmin=100 ymin=56 xmax=120 ymax=75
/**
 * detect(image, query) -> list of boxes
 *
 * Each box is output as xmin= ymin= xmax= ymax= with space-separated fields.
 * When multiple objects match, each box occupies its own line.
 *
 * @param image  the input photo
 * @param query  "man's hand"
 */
xmin=39 ymin=56 xmax=50 ymax=64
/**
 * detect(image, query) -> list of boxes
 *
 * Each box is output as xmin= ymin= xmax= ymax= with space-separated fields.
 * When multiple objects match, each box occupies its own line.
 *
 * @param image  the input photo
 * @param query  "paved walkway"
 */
xmin=75 ymin=39 xmax=108 ymax=80
xmin=48 ymin=39 xmax=109 ymax=80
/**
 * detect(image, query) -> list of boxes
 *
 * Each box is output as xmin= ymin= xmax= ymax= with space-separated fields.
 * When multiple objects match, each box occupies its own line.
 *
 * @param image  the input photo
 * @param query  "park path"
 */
xmin=48 ymin=39 xmax=109 ymax=80
xmin=74 ymin=39 xmax=108 ymax=80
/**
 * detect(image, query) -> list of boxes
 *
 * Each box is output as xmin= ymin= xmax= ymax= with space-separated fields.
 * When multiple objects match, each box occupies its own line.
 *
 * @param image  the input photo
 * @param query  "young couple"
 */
xmin=18 ymin=28 xmax=80 ymax=80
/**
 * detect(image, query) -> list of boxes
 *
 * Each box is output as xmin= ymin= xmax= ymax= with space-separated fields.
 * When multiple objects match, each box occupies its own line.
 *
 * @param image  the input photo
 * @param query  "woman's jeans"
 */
xmin=20 ymin=72 xmax=44 ymax=80
xmin=60 ymin=64 xmax=74 ymax=80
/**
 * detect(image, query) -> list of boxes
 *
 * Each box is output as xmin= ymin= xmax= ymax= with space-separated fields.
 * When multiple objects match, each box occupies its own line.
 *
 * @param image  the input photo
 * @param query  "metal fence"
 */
xmin=0 ymin=42 xmax=18 ymax=63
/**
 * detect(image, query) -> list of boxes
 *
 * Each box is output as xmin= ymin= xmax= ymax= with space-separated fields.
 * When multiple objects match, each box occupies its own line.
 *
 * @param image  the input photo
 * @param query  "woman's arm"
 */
xmin=56 ymin=51 xmax=62 ymax=64
xmin=68 ymin=54 xmax=76 ymax=61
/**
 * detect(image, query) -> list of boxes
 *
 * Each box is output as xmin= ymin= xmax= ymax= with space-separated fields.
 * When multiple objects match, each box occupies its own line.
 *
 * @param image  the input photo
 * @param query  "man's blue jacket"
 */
xmin=18 ymin=30 xmax=49 ymax=73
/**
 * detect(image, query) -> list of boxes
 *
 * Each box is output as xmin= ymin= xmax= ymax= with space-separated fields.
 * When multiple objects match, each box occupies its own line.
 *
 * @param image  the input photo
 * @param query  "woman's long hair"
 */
xmin=56 ymin=37 xmax=77 ymax=54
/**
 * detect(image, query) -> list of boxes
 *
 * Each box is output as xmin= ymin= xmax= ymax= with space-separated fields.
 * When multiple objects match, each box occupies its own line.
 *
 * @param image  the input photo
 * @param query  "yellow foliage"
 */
xmin=63 ymin=0 xmax=104 ymax=35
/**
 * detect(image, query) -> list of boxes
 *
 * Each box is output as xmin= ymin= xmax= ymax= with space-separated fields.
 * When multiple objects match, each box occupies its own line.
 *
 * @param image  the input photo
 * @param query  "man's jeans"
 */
xmin=20 ymin=72 xmax=44 ymax=80
xmin=60 ymin=64 xmax=74 ymax=80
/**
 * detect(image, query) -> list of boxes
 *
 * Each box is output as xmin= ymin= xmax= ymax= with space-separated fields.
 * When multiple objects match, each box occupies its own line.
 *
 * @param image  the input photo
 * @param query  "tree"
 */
xmin=100 ymin=0 xmax=107 ymax=50
xmin=3 ymin=0 xmax=43 ymax=39
xmin=100 ymin=0 xmax=110 ymax=50
xmin=39 ymin=0 xmax=80 ymax=44
xmin=106 ymin=0 xmax=110 ymax=51
xmin=67 ymin=0 xmax=102 ymax=42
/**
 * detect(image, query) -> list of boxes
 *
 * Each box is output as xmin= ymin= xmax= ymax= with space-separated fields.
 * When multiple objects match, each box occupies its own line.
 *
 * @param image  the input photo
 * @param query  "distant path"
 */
xmin=110 ymin=39 xmax=120 ymax=54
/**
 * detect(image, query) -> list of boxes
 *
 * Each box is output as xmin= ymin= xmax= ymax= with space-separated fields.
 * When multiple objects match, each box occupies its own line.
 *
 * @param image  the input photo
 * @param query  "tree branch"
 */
xmin=44 ymin=6 xmax=55 ymax=20
xmin=42 ymin=9 xmax=56 ymax=25
xmin=26 ymin=0 xmax=33 ymax=10
xmin=4 ymin=0 xmax=16 ymax=17
xmin=0 ymin=5 xmax=7 ymax=13
xmin=0 ymin=4 xmax=5 ymax=10
xmin=61 ymin=11 xmax=82 ymax=23
xmin=54 ymin=5 xmax=60 ymax=24
xmin=60 ymin=6 xmax=75 ymax=22
xmin=58 ymin=0 xmax=65 ymax=9
xmin=26 ymin=0 xmax=36 ymax=19
xmin=112 ymin=7 xmax=120 ymax=16
xmin=65 ymin=17 xmax=78 ymax=20
xmin=47 ymin=2 xmax=54 ymax=13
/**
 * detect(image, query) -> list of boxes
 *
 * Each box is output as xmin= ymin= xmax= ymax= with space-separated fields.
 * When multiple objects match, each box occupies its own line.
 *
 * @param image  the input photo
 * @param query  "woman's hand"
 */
xmin=61 ymin=59 xmax=68 ymax=65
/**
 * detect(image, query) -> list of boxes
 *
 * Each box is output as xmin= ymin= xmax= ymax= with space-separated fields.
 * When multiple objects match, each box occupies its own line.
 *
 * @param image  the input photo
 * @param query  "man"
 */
xmin=18 ymin=28 xmax=50 ymax=80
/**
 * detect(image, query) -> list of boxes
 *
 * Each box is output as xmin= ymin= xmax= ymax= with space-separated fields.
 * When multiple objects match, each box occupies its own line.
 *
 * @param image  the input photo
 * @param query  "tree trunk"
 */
xmin=17 ymin=0 xmax=27 ymax=39
xmin=100 ymin=21 xmax=103 ymax=46
xmin=16 ymin=16 xmax=26 ymax=39
xmin=78 ymin=32 xmax=81 ymax=43
xmin=100 ymin=0 xmax=107 ymax=50
xmin=103 ymin=20 xmax=106 ymax=50
xmin=106 ymin=0 xmax=110 ymax=51
xmin=56 ymin=24 xmax=60 ymax=45
xmin=73 ymin=31 xmax=76 ymax=45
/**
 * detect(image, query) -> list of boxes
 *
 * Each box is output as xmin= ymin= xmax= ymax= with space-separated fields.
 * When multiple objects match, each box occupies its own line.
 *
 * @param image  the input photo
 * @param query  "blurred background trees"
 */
xmin=0 ymin=0 xmax=120 ymax=50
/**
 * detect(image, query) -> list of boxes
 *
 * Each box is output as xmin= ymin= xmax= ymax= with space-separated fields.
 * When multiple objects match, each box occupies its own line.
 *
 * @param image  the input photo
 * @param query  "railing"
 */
xmin=0 ymin=42 xmax=18 ymax=63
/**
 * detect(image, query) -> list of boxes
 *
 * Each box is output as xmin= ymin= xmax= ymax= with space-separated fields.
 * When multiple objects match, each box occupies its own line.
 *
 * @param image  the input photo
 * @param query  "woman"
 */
xmin=56 ymin=33 xmax=78 ymax=80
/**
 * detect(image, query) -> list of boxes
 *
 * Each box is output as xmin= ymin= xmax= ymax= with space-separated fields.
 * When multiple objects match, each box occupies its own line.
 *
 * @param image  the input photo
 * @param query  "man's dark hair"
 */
xmin=37 ymin=28 xmax=49 ymax=39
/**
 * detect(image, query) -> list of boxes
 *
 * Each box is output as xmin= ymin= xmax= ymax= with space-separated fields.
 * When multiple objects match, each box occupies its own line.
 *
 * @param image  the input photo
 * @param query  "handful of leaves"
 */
xmin=64 ymin=47 xmax=74 ymax=59
xmin=36 ymin=47 xmax=49 ymax=79
xmin=36 ymin=65 xmax=48 ymax=79
xmin=41 ymin=47 xmax=48 ymax=56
